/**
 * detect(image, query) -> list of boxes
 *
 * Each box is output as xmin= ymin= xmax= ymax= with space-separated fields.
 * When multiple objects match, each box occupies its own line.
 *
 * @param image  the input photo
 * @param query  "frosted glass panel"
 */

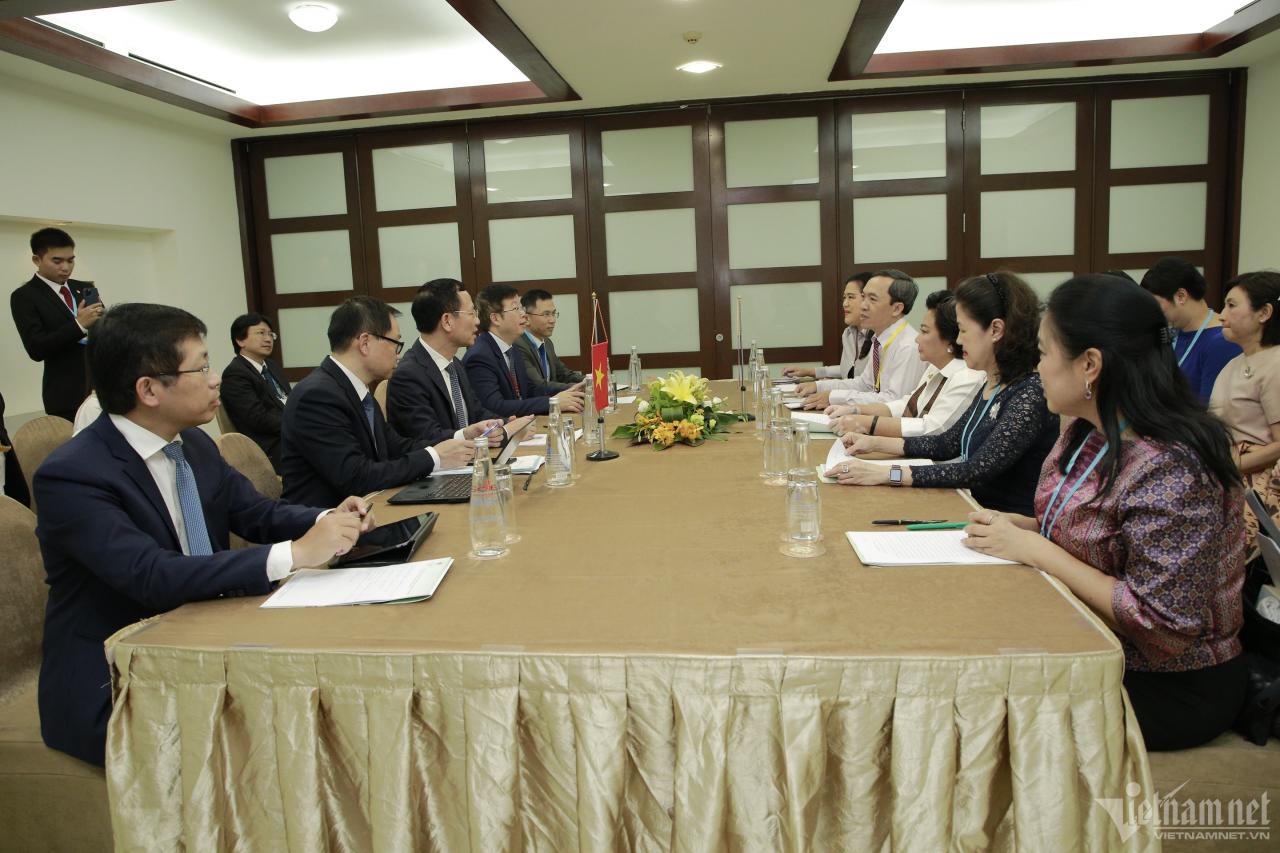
xmin=981 ymin=188 xmax=1075 ymax=258
xmin=605 ymin=209 xmax=697 ymax=275
xmin=270 ymin=231 xmax=353 ymax=294
xmin=264 ymin=153 xmax=346 ymax=219
xmin=853 ymin=195 xmax=946 ymax=264
xmin=1111 ymin=95 xmax=1210 ymax=169
xmin=609 ymin=289 xmax=699 ymax=353
xmin=1109 ymin=183 xmax=1207 ymax=253
xmin=905 ymin=276 xmax=947 ymax=334
xmin=484 ymin=135 xmax=571 ymax=202
xmin=852 ymin=110 xmax=946 ymax=181
xmin=278 ymin=306 xmax=337 ymax=370
xmin=489 ymin=215 xmax=576 ymax=281
xmin=730 ymin=282 xmax=823 ymax=348
xmin=727 ymin=201 xmax=820 ymax=269
xmin=602 ymin=126 xmax=693 ymax=195
xmin=1020 ymin=272 xmax=1073 ymax=305
xmin=378 ymin=223 xmax=461 ymax=288
xmin=724 ymin=117 xmax=819 ymax=188
xmin=733 ymin=362 xmax=816 ymax=381
xmin=543 ymin=294 xmax=580 ymax=358
xmin=637 ymin=366 xmax=701 ymax=383
xmin=981 ymin=103 xmax=1075 ymax=174
xmin=372 ymin=143 xmax=455 ymax=211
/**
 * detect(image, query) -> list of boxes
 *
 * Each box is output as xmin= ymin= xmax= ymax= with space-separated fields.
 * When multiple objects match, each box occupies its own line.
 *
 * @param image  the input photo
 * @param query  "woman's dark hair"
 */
xmin=953 ymin=271 xmax=1041 ymax=383
xmin=1046 ymin=274 xmax=1238 ymax=497
xmin=924 ymin=289 xmax=960 ymax=357
xmin=1227 ymin=271 xmax=1280 ymax=347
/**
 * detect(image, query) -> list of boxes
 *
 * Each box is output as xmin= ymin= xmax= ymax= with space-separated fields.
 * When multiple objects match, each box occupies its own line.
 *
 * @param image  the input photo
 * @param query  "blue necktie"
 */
xmin=538 ymin=343 xmax=550 ymax=380
xmin=161 ymin=442 xmax=213 ymax=556
xmin=262 ymin=365 xmax=287 ymax=403
xmin=361 ymin=395 xmax=379 ymax=453
xmin=445 ymin=362 xmax=468 ymax=431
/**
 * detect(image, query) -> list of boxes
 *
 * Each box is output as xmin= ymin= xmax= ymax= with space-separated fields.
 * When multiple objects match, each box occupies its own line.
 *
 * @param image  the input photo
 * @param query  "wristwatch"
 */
xmin=888 ymin=464 xmax=904 ymax=487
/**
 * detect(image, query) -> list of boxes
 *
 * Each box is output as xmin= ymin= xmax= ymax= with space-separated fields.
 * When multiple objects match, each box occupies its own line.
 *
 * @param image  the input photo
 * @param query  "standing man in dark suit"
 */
xmin=220 ymin=312 xmax=291 ymax=467
xmin=386 ymin=278 xmax=509 ymax=444
xmin=463 ymin=284 xmax=584 ymax=418
xmin=35 ymin=303 xmax=370 ymax=766
xmin=512 ymin=288 xmax=583 ymax=391
xmin=10 ymin=228 xmax=102 ymax=421
xmin=279 ymin=296 xmax=473 ymax=508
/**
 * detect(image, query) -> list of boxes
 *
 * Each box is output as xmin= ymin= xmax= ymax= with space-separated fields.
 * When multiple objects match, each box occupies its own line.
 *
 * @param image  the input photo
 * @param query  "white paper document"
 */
xmin=262 ymin=558 xmax=454 ymax=608
xmin=519 ymin=433 xmax=548 ymax=447
xmin=616 ymin=395 xmax=637 ymax=404
xmin=430 ymin=455 xmax=545 ymax=477
xmin=845 ymin=531 xmax=1016 ymax=566
xmin=821 ymin=438 xmax=933 ymax=474
xmin=790 ymin=411 xmax=835 ymax=433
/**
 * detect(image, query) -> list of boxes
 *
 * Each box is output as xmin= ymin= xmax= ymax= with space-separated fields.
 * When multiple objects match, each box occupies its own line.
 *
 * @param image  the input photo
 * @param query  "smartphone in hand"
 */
xmin=81 ymin=284 xmax=101 ymax=306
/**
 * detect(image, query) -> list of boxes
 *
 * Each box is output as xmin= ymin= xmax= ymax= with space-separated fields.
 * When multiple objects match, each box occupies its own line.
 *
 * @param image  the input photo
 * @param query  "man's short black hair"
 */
xmin=411 ymin=278 xmax=465 ymax=334
xmin=31 ymin=227 xmax=74 ymax=256
xmin=1140 ymin=257 xmax=1207 ymax=302
xmin=89 ymin=303 xmax=207 ymax=415
xmin=327 ymin=296 xmax=399 ymax=351
xmin=520 ymin=288 xmax=554 ymax=312
xmin=230 ymin=312 xmax=273 ymax=353
xmin=869 ymin=268 xmax=919 ymax=314
xmin=477 ymin=283 xmax=519 ymax=332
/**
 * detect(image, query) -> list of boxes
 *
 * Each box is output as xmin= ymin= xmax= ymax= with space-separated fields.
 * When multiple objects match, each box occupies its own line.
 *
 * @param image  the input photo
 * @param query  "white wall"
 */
xmin=0 ymin=66 xmax=244 ymax=428
xmin=1240 ymin=51 xmax=1280 ymax=273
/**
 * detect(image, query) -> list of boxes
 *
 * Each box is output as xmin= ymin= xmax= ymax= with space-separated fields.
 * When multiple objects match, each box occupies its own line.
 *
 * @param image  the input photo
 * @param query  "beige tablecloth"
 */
xmin=105 ymin=384 xmax=1156 ymax=851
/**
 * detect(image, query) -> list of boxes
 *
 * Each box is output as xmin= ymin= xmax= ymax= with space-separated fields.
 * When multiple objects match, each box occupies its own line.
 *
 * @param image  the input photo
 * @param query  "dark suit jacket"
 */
xmin=462 ymin=332 xmax=556 ymax=418
xmin=1 ymin=390 xmax=30 ymax=506
xmin=279 ymin=357 xmax=436 ymax=507
xmin=10 ymin=275 xmax=92 ymax=420
xmin=220 ymin=355 xmax=291 ymax=467
xmin=386 ymin=340 xmax=495 ymax=445
xmin=512 ymin=332 xmax=583 ymax=390
xmin=34 ymin=415 xmax=320 ymax=765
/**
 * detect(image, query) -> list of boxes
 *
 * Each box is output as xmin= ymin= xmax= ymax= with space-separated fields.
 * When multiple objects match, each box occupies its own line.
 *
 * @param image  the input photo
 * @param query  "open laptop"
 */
xmin=389 ymin=417 xmax=535 ymax=505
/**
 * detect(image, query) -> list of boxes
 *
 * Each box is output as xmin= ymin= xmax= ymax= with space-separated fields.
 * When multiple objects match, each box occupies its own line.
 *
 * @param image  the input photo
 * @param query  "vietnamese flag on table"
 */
xmin=591 ymin=340 xmax=610 ymax=411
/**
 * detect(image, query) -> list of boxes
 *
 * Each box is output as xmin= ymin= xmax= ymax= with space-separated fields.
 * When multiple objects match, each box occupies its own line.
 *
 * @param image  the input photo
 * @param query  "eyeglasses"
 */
xmin=152 ymin=364 xmax=211 ymax=378
xmin=253 ymin=331 xmax=279 ymax=340
xmin=500 ymin=306 xmax=527 ymax=315
xmin=529 ymin=310 xmax=560 ymax=318
xmin=369 ymin=332 xmax=405 ymax=355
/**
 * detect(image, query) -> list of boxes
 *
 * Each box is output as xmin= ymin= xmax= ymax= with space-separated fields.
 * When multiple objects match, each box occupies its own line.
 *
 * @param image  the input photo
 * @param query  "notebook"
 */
xmin=845 ymin=530 xmax=1016 ymax=566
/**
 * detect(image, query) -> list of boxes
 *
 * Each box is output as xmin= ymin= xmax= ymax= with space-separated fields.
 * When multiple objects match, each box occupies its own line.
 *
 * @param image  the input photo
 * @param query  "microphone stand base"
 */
xmin=585 ymin=449 xmax=620 ymax=461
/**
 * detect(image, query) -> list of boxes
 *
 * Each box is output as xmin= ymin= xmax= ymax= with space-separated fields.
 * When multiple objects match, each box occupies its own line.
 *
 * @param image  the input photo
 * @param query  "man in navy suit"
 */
xmin=35 ymin=303 xmax=370 ymax=766
xmin=463 ymin=283 xmax=584 ymax=418
xmin=279 ymin=296 xmax=473 ymax=508
xmin=387 ymin=279 xmax=516 ymax=444
xmin=10 ymin=228 xmax=102 ymax=421
xmin=220 ymin=312 xmax=292 ymax=467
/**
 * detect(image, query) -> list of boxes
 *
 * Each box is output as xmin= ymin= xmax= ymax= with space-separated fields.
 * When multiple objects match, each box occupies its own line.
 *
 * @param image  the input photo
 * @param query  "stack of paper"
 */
xmin=845 ymin=531 xmax=1015 ymax=566
xmin=262 ymin=558 xmax=454 ymax=608
xmin=790 ymin=410 xmax=835 ymax=433
xmin=820 ymin=438 xmax=933 ymax=478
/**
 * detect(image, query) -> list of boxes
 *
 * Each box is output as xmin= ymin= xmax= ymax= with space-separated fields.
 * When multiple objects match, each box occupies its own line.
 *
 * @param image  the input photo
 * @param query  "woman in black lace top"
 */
xmin=824 ymin=272 xmax=1059 ymax=515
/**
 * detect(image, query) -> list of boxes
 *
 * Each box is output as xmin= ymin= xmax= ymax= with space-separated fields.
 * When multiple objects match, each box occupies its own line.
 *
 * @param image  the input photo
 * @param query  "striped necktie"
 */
xmin=505 ymin=349 xmax=522 ymax=398
xmin=445 ymin=361 xmax=468 ymax=431
xmin=870 ymin=338 xmax=883 ymax=391
xmin=161 ymin=442 xmax=213 ymax=555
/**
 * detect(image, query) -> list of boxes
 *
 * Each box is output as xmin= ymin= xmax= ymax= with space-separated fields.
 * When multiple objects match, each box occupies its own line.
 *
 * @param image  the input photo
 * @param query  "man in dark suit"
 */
xmin=386 ymin=279 xmax=509 ymax=444
xmin=10 ymin=228 xmax=102 ymax=421
xmin=463 ymin=283 xmax=584 ymax=418
xmin=220 ymin=312 xmax=292 ymax=467
xmin=279 ymin=296 xmax=472 ymax=508
xmin=512 ymin=288 xmax=583 ymax=391
xmin=35 ymin=303 xmax=369 ymax=766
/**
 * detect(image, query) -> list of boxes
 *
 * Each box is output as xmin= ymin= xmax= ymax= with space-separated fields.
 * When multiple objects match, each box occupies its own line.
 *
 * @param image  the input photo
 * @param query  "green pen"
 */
xmin=905 ymin=521 xmax=969 ymax=530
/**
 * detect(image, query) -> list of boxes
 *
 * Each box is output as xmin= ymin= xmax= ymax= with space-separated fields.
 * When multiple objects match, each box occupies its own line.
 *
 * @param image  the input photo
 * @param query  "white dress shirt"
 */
xmin=330 ymin=355 xmax=443 ymax=468
xmin=421 ymin=338 xmax=467 ymax=440
xmin=818 ymin=319 xmax=927 ymax=405
xmin=72 ymin=392 xmax=102 ymax=436
xmin=815 ymin=327 xmax=868 ymax=380
xmin=36 ymin=271 xmax=87 ymax=336
xmin=108 ymin=414 xmax=295 ymax=580
xmin=884 ymin=359 xmax=986 ymax=437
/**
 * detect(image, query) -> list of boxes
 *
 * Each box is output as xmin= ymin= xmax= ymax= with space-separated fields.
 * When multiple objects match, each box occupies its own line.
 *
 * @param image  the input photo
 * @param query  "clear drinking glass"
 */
xmin=754 ymin=365 xmax=770 ymax=436
xmin=791 ymin=421 xmax=810 ymax=469
xmin=582 ymin=373 xmax=600 ymax=444
xmin=781 ymin=467 xmax=824 ymax=557
xmin=469 ymin=437 xmax=508 ymax=558
xmin=563 ymin=416 xmax=581 ymax=480
xmin=492 ymin=463 xmax=520 ymax=544
xmin=762 ymin=419 xmax=791 ymax=485
xmin=546 ymin=419 xmax=574 ymax=488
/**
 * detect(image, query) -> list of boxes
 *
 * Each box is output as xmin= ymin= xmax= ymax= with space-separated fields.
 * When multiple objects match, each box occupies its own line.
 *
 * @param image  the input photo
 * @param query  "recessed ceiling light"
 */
xmin=289 ymin=3 xmax=338 ymax=33
xmin=676 ymin=60 xmax=722 ymax=74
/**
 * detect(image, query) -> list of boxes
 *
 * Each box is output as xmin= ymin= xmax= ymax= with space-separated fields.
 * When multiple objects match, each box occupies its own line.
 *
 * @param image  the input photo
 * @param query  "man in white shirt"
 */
xmin=797 ymin=270 xmax=928 ymax=409
xmin=784 ymin=272 xmax=872 ymax=382
xmin=34 ymin=302 xmax=370 ymax=765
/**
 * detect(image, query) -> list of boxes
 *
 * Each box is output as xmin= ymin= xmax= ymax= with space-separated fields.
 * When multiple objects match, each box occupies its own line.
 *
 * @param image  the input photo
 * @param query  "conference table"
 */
xmin=104 ymin=381 xmax=1156 ymax=851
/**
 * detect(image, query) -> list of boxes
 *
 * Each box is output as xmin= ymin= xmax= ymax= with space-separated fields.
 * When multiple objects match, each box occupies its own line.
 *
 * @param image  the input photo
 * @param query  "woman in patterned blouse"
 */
xmin=825 ymin=271 xmax=1058 ymax=516
xmin=965 ymin=274 xmax=1246 ymax=751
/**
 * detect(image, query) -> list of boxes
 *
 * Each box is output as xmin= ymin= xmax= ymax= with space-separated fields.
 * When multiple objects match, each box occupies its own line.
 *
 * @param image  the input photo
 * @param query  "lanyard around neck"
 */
xmin=874 ymin=322 xmax=907 ymax=391
xmin=1175 ymin=310 xmax=1213 ymax=368
xmin=1039 ymin=421 xmax=1129 ymax=540
xmin=959 ymin=383 xmax=1003 ymax=461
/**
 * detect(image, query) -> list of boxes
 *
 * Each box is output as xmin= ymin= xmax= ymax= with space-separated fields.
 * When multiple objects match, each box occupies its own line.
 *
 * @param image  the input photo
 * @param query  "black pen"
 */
xmin=522 ymin=471 xmax=536 ymax=491
xmin=871 ymin=518 xmax=945 ymax=526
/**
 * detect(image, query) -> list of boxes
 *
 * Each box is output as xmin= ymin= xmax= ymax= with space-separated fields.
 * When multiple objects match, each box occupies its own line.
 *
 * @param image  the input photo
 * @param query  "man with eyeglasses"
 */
xmin=464 ymin=284 xmax=585 ymax=417
xmin=512 ymin=289 xmax=584 ymax=390
xmin=279 ymin=296 xmax=472 ymax=508
xmin=34 ymin=303 xmax=372 ymax=766
xmin=220 ymin=313 xmax=292 ymax=467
